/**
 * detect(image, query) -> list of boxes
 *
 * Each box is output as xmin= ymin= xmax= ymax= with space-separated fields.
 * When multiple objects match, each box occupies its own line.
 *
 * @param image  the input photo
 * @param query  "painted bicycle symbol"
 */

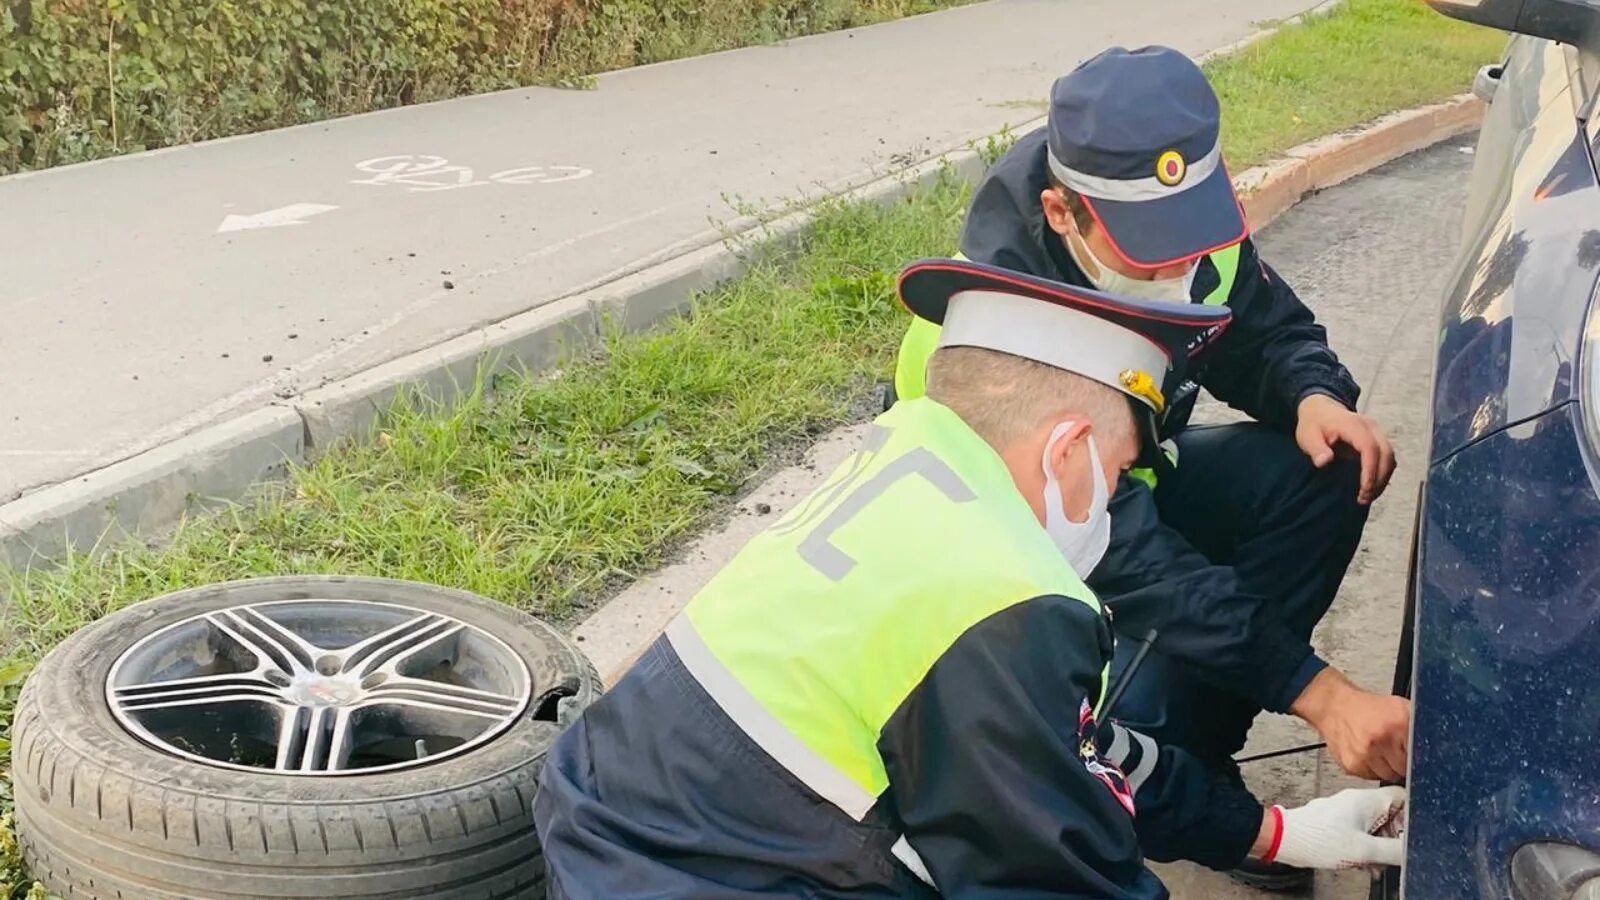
xmin=351 ymin=155 xmax=593 ymax=193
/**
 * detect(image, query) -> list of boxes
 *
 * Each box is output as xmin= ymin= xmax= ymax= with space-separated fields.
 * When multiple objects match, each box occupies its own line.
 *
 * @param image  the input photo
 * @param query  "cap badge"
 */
xmin=1120 ymin=369 xmax=1166 ymax=413
xmin=1156 ymin=150 xmax=1186 ymax=187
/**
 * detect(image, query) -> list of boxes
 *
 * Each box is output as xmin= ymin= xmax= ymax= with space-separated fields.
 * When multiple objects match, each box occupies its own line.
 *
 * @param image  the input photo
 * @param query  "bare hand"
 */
xmin=1295 ymin=394 xmax=1396 ymax=505
xmin=1292 ymin=668 xmax=1411 ymax=782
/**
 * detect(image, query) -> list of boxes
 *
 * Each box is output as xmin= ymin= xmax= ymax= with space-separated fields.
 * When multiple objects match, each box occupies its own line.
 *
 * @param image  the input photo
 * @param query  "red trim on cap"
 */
xmin=1078 ymin=163 xmax=1250 ymax=271
xmin=895 ymin=261 xmax=1232 ymax=362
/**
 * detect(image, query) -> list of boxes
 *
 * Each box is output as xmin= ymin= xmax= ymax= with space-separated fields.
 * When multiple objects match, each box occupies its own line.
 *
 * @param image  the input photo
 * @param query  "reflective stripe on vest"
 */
xmin=1104 ymin=722 xmax=1161 ymax=796
xmin=892 ymin=836 xmax=936 ymax=886
xmin=672 ymin=398 xmax=1106 ymax=825
xmin=667 ymin=615 xmax=879 ymax=818
xmin=672 ymin=617 xmax=939 ymax=885
xmin=1201 ymin=244 xmax=1241 ymax=306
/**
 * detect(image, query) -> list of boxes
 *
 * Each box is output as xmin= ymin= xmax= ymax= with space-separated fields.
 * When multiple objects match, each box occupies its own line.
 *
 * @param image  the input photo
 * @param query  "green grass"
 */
xmin=1209 ymin=0 xmax=1508 ymax=170
xmin=1 ymin=185 xmax=965 ymax=646
xmin=0 ymin=0 xmax=1505 ymax=894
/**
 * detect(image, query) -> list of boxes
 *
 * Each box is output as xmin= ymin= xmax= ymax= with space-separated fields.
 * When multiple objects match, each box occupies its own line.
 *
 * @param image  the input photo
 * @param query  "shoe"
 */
xmin=1228 ymin=858 xmax=1314 ymax=892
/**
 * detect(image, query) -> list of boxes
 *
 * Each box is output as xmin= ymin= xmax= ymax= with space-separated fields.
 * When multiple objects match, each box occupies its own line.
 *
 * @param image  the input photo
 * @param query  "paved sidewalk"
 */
xmin=0 ymin=0 xmax=1319 ymax=505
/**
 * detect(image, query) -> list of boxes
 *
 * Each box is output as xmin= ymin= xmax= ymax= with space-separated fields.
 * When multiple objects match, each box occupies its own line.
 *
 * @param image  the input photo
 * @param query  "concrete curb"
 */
xmin=289 ymin=149 xmax=986 ymax=458
xmin=0 ymin=408 xmax=304 ymax=564
xmin=1236 ymin=95 xmax=1485 ymax=230
xmin=293 ymin=296 xmax=600 ymax=453
xmin=0 ymin=89 xmax=1483 ymax=572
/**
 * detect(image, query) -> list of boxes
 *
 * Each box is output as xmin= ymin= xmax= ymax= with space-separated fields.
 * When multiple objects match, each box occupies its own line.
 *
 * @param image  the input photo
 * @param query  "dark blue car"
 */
xmin=1399 ymin=3 xmax=1600 ymax=898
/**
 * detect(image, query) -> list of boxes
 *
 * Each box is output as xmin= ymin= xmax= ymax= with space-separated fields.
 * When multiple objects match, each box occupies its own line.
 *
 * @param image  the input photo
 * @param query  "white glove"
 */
xmin=1269 ymin=786 xmax=1407 ymax=870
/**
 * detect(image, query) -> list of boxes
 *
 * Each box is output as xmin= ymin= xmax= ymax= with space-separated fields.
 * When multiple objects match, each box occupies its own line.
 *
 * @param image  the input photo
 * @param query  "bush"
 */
xmin=0 ymin=0 xmax=959 ymax=175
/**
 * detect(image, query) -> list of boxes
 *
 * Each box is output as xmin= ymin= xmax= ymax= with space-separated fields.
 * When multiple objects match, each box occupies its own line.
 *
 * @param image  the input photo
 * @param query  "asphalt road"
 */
xmin=1151 ymin=135 xmax=1477 ymax=897
xmin=0 ymin=0 xmax=1323 ymax=503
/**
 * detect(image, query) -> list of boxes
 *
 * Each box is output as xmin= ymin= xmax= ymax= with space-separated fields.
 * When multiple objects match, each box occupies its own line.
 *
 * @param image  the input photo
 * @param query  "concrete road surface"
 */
xmin=0 ymin=0 xmax=1322 ymax=503
xmin=1151 ymin=135 xmax=1475 ymax=897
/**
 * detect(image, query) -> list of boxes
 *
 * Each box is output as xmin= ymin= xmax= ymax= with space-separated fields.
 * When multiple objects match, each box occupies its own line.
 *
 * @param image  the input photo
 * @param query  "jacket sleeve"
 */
xmin=876 ymin=594 xmax=1168 ymax=899
xmin=1198 ymin=238 xmax=1360 ymax=427
xmin=1100 ymin=720 xmax=1263 ymax=870
xmin=1090 ymin=476 xmax=1326 ymax=713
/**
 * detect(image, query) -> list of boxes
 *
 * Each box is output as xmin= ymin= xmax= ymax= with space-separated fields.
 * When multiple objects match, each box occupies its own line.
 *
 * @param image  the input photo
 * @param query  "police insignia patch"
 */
xmin=1119 ymin=369 xmax=1165 ymax=414
xmin=1156 ymin=149 xmax=1186 ymax=187
xmin=1077 ymin=699 xmax=1136 ymax=816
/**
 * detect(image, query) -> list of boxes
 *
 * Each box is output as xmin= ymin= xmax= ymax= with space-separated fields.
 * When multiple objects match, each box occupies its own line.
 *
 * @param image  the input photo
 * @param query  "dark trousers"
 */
xmin=1092 ymin=423 xmax=1370 ymax=767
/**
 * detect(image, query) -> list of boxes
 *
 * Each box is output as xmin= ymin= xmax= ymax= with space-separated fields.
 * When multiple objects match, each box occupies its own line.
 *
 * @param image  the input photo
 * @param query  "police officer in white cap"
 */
xmin=534 ymin=258 xmax=1405 ymax=899
xmin=890 ymin=46 xmax=1406 ymax=890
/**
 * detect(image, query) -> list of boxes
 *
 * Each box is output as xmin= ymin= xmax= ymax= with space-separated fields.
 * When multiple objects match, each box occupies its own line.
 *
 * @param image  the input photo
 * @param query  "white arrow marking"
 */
xmin=217 ymin=203 xmax=339 ymax=233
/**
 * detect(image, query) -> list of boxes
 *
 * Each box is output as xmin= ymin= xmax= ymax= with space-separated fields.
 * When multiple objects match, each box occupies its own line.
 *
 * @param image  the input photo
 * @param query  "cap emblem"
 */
xmin=1120 ymin=369 xmax=1166 ymax=413
xmin=1156 ymin=150 xmax=1186 ymax=187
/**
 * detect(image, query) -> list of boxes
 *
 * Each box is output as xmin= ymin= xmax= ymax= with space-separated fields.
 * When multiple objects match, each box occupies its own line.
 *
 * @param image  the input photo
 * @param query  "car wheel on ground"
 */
xmin=11 ymin=575 xmax=600 ymax=900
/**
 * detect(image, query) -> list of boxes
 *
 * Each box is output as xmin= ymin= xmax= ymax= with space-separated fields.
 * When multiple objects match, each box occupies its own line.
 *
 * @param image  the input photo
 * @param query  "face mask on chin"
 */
xmin=1064 ymin=227 xmax=1197 ymax=305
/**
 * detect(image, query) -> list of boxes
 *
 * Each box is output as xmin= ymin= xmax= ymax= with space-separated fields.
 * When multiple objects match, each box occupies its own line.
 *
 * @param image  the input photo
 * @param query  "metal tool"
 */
xmin=1235 ymin=741 xmax=1327 ymax=764
xmin=1100 ymin=628 xmax=1158 ymax=721
xmin=1100 ymin=626 xmax=1329 ymax=765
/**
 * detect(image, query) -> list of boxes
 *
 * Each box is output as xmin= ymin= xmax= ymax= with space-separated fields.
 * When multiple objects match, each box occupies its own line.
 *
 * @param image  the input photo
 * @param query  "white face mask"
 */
xmin=1042 ymin=422 xmax=1112 ymax=577
xmin=1065 ymin=228 xmax=1197 ymax=304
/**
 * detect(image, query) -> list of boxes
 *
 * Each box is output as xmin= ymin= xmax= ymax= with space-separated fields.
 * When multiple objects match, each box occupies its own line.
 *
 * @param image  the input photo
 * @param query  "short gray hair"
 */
xmin=925 ymin=346 xmax=1135 ymax=452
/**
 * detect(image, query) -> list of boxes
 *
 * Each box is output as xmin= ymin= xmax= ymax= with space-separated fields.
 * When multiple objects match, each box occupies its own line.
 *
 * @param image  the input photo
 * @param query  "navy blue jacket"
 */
xmin=537 ymin=618 xmax=1257 ymax=898
xmin=961 ymin=128 xmax=1356 ymax=714
xmin=963 ymin=129 xmax=1361 ymax=440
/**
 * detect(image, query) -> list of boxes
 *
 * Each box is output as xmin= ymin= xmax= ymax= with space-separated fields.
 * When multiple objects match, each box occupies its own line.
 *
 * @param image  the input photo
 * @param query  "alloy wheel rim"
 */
xmin=106 ymin=598 xmax=531 ymax=775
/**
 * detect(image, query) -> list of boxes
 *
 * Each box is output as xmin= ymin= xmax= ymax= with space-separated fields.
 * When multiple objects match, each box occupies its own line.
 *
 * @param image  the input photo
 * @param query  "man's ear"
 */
xmin=1040 ymin=188 xmax=1075 ymax=239
xmin=1047 ymin=419 xmax=1093 ymax=477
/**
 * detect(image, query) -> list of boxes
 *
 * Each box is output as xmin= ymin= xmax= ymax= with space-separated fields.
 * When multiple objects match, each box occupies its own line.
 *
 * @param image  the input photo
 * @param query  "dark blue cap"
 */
xmin=1047 ymin=46 xmax=1247 ymax=269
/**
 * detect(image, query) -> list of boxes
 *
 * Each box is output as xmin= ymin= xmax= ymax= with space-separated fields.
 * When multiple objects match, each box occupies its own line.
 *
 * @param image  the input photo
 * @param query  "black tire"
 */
xmin=1369 ymin=484 xmax=1425 ymax=900
xmin=1390 ymin=481 xmax=1424 ymax=700
xmin=11 ymin=576 xmax=601 ymax=900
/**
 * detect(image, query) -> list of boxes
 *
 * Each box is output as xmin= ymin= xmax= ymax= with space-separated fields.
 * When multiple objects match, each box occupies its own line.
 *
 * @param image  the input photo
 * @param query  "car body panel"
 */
xmin=1428 ymin=36 xmax=1600 ymax=464
xmin=1405 ymin=30 xmax=1600 ymax=900
xmin=1408 ymin=402 xmax=1600 ymax=899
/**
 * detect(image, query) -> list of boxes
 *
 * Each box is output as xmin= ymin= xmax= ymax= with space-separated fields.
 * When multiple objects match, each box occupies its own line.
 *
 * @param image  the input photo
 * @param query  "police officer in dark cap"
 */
xmin=889 ymin=46 xmax=1405 ymax=889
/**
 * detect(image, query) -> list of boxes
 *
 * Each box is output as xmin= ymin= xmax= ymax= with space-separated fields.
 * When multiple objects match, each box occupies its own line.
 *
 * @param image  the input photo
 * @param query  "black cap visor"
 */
xmin=898 ymin=259 xmax=1232 ymax=355
xmin=1128 ymin=397 xmax=1166 ymax=471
